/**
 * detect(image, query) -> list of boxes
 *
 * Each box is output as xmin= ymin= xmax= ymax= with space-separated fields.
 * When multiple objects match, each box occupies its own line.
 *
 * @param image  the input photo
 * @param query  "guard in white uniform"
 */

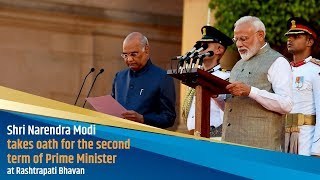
xmin=181 ymin=26 xmax=233 ymax=138
xmin=186 ymin=65 xmax=230 ymax=138
xmin=284 ymin=17 xmax=320 ymax=156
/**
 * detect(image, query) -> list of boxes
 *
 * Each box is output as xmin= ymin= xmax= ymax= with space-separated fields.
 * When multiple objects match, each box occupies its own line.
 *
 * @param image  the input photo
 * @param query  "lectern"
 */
xmin=168 ymin=68 xmax=230 ymax=138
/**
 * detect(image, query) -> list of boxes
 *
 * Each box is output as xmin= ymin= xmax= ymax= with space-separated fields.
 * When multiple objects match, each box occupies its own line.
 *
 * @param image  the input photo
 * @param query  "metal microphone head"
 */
xmin=194 ymin=41 xmax=202 ymax=49
xmin=192 ymin=52 xmax=199 ymax=58
xmin=90 ymin=68 xmax=95 ymax=72
xmin=201 ymin=43 xmax=208 ymax=50
xmin=171 ymin=56 xmax=182 ymax=60
xmin=207 ymin=51 xmax=214 ymax=57
xmin=197 ymin=51 xmax=214 ymax=59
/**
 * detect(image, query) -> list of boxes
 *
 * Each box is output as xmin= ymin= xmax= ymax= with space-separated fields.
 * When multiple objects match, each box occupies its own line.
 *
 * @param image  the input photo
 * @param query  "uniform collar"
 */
xmin=130 ymin=59 xmax=152 ymax=77
xmin=290 ymin=56 xmax=312 ymax=67
xmin=206 ymin=64 xmax=221 ymax=73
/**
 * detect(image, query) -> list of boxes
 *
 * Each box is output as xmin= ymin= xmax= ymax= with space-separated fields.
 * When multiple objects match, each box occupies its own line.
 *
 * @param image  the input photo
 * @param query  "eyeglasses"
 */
xmin=232 ymin=36 xmax=250 ymax=43
xmin=232 ymin=31 xmax=260 ymax=43
xmin=121 ymin=52 xmax=139 ymax=59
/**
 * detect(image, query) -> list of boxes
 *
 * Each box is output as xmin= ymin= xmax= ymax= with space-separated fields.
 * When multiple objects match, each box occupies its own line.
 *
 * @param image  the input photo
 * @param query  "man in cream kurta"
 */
xmin=222 ymin=16 xmax=293 ymax=151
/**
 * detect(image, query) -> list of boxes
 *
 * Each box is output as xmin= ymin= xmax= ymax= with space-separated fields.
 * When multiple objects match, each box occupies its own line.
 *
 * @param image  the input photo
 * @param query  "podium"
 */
xmin=168 ymin=68 xmax=230 ymax=138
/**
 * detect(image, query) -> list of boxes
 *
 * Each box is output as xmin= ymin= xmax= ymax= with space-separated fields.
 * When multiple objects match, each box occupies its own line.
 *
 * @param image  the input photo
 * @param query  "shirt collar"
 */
xmin=206 ymin=64 xmax=221 ymax=73
xmin=305 ymin=56 xmax=312 ymax=63
xmin=260 ymin=42 xmax=268 ymax=49
xmin=255 ymin=42 xmax=270 ymax=56
xmin=130 ymin=59 xmax=152 ymax=77
xmin=290 ymin=56 xmax=312 ymax=67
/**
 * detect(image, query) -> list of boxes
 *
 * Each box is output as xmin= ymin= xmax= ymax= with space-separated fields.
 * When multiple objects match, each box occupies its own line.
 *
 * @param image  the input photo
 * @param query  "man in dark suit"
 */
xmin=112 ymin=32 xmax=176 ymax=128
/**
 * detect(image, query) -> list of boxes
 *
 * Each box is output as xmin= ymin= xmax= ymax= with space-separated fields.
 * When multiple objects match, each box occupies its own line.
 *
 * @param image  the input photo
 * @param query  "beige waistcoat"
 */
xmin=222 ymin=44 xmax=285 ymax=151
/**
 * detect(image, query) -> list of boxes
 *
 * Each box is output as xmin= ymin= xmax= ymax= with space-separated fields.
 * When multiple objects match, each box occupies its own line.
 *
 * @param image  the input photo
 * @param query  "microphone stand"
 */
xmin=198 ymin=56 xmax=205 ymax=69
xmin=82 ymin=69 xmax=105 ymax=108
xmin=74 ymin=68 xmax=95 ymax=105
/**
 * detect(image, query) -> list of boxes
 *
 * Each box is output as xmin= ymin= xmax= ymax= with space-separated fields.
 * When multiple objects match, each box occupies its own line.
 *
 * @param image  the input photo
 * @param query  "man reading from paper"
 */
xmin=222 ymin=16 xmax=293 ymax=151
xmin=111 ymin=32 xmax=176 ymax=128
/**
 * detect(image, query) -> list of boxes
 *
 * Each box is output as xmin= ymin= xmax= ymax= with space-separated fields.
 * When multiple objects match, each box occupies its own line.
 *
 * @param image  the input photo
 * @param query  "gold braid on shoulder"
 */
xmin=311 ymin=58 xmax=320 ymax=66
xmin=181 ymin=88 xmax=196 ymax=124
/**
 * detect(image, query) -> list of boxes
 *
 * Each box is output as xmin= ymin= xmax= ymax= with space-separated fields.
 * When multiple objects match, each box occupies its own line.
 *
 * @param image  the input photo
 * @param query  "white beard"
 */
xmin=238 ymin=39 xmax=261 ymax=61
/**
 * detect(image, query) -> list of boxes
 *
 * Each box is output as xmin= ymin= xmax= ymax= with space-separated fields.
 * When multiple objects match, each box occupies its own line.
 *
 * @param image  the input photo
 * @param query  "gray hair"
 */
xmin=124 ymin=32 xmax=149 ymax=50
xmin=234 ymin=16 xmax=266 ymax=38
xmin=140 ymin=35 xmax=149 ymax=47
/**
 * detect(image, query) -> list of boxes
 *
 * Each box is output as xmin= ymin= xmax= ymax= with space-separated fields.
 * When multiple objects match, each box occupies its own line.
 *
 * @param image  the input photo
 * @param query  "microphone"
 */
xmin=181 ymin=43 xmax=209 ymax=71
xmin=196 ymin=51 xmax=214 ymax=59
xmin=172 ymin=42 xmax=201 ymax=72
xmin=182 ymin=43 xmax=209 ymax=63
xmin=171 ymin=55 xmax=183 ymax=61
xmin=74 ymin=68 xmax=95 ymax=105
xmin=180 ymin=42 xmax=202 ymax=60
xmin=82 ymin=69 xmax=105 ymax=108
xmin=171 ymin=42 xmax=201 ymax=61
xmin=188 ymin=43 xmax=209 ymax=59
xmin=191 ymin=51 xmax=214 ymax=69
xmin=197 ymin=56 xmax=207 ymax=68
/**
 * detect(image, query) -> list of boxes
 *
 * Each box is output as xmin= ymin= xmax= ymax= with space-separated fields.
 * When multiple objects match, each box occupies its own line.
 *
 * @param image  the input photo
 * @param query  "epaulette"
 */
xmin=311 ymin=58 xmax=320 ymax=66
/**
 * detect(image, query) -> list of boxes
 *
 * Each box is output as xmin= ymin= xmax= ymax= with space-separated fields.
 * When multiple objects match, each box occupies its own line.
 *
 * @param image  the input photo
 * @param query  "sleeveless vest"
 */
xmin=222 ymin=44 xmax=285 ymax=151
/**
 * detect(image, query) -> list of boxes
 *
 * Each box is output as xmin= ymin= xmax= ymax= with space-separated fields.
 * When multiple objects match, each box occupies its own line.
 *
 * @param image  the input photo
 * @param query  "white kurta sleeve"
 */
xmin=248 ymin=57 xmax=293 ymax=114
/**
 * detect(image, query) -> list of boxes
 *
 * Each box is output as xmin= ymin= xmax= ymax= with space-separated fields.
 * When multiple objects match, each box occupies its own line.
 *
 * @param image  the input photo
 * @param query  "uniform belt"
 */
xmin=285 ymin=114 xmax=316 ymax=133
xmin=285 ymin=113 xmax=316 ymax=127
